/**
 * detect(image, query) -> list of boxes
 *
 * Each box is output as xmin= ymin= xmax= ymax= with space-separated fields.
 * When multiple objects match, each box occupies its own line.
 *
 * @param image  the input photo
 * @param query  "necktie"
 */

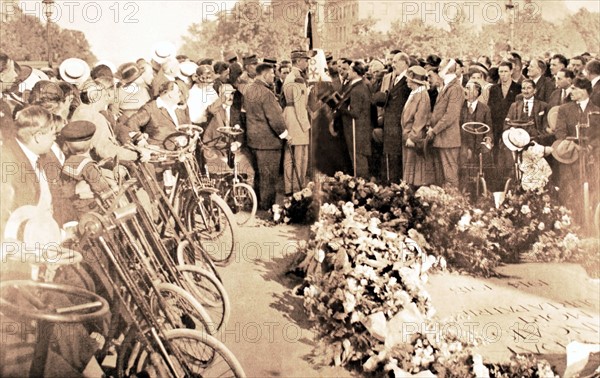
xmin=468 ymin=103 xmax=475 ymax=114
xmin=524 ymin=100 xmax=529 ymax=117
xmin=560 ymin=89 xmax=565 ymax=104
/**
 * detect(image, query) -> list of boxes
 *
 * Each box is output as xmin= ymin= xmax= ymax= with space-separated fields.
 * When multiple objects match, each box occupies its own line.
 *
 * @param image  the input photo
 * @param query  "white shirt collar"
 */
xmin=395 ymin=70 xmax=407 ymax=82
xmin=443 ymin=73 xmax=457 ymax=87
xmin=350 ymin=77 xmax=362 ymax=85
xmin=591 ymin=76 xmax=600 ymax=88
xmin=156 ymin=96 xmax=177 ymax=111
xmin=524 ymin=97 xmax=534 ymax=103
xmin=16 ymin=138 xmax=40 ymax=169
xmin=578 ymin=98 xmax=589 ymax=111
xmin=468 ymin=99 xmax=478 ymax=108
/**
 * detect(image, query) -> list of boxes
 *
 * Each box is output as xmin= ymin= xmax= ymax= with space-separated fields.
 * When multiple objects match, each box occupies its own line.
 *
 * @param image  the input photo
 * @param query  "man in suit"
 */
xmin=554 ymin=77 xmax=600 ymax=221
xmin=527 ymin=58 xmax=553 ymax=103
xmin=548 ymin=68 xmax=575 ymax=108
xmin=505 ymin=79 xmax=551 ymax=144
xmin=569 ymin=56 xmax=585 ymax=77
xmin=488 ymin=61 xmax=522 ymax=157
xmin=459 ymin=81 xmax=493 ymax=193
xmin=244 ymin=63 xmax=290 ymax=210
xmin=585 ymin=59 xmax=600 ymax=107
xmin=426 ymin=58 xmax=464 ymax=187
xmin=121 ymin=80 xmax=191 ymax=147
xmin=549 ymin=54 xmax=568 ymax=80
xmin=335 ymin=61 xmax=372 ymax=179
xmin=282 ymin=50 xmax=311 ymax=194
xmin=372 ymin=52 xmax=411 ymax=183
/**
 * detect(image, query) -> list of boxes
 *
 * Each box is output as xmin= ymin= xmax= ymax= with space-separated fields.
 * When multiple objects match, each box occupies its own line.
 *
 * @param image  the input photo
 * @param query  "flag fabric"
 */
xmin=305 ymin=10 xmax=313 ymax=50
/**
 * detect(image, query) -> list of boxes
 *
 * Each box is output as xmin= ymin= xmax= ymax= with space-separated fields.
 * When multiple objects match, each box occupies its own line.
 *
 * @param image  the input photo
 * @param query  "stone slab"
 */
xmin=425 ymin=263 xmax=600 ymax=364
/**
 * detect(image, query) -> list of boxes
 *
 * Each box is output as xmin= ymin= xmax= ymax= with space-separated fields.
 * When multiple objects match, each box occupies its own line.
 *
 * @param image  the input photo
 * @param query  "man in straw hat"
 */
xmin=59 ymin=57 xmax=91 ymax=90
xmin=553 ymin=77 xmax=600 ymax=221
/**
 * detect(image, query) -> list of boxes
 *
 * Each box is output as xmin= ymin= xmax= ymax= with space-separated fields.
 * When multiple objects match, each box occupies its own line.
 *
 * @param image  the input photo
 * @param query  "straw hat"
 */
xmin=551 ymin=139 xmax=579 ymax=164
xmin=59 ymin=58 xmax=91 ymax=88
xmin=151 ymin=41 xmax=176 ymax=65
xmin=502 ymin=127 xmax=531 ymax=151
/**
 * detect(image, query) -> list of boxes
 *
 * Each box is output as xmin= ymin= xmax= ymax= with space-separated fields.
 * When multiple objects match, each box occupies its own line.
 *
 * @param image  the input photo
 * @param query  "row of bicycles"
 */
xmin=1 ymin=125 xmax=257 ymax=377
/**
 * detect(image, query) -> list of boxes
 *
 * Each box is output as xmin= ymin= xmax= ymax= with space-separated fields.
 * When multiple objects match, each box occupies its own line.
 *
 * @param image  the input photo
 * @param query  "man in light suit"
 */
xmin=426 ymin=58 xmax=464 ymax=187
xmin=372 ymin=52 xmax=411 ymax=183
xmin=282 ymin=50 xmax=311 ymax=194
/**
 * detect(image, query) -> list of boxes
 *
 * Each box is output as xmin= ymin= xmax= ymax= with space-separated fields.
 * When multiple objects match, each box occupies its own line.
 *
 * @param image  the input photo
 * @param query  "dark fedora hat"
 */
xmin=117 ymin=62 xmax=143 ymax=85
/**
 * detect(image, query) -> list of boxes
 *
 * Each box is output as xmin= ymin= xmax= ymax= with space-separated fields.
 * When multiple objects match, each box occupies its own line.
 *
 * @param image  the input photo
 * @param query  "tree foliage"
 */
xmin=0 ymin=5 xmax=95 ymax=64
xmin=181 ymin=0 xmax=598 ymax=61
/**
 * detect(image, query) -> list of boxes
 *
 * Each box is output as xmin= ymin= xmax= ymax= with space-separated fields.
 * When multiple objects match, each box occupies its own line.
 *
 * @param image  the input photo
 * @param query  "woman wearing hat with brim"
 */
xmin=402 ymin=65 xmax=437 ymax=186
xmin=59 ymin=58 xmax=91 ymax=90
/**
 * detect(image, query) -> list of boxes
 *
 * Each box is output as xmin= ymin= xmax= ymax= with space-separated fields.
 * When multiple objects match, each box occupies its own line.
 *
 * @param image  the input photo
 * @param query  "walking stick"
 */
xmin=287 ymin=142 xmax=302 ymax=194
xmin=352 ymin=118 xmax=357 ymax=177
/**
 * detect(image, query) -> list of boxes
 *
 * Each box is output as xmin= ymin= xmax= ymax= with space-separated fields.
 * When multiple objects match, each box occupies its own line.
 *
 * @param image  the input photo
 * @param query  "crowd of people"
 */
xmin=1 ymin=43 xmax=600 ymax=231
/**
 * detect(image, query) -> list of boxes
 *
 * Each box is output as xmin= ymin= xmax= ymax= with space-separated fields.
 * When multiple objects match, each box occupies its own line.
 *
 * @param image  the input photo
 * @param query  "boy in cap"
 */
xmin=61 ymin=120 xmax=115 ymax=215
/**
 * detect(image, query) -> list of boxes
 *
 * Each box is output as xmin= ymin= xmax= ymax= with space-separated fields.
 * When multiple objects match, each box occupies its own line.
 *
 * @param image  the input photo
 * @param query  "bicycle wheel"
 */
xmin=117 ymin=328 xmax=246 ymax=378
xmin=225 ymin=182 xmax=257 ymax=226
xmin=178 ymin=265 xmax=230 ymax=333
xmin=185 ymin=192 xmax=237 ymax=266
xmin=150 ymin=282 xmax=215 ymax=334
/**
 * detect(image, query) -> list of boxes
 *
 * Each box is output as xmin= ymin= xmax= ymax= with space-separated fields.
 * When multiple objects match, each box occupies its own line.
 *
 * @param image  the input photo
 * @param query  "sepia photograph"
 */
xmin=1 ymin=0 xmax=599 ymax=377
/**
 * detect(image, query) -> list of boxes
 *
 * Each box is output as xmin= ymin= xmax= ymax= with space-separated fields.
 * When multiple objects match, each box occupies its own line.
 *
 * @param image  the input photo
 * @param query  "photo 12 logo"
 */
xmin=3 ymin=1 xmax=140 ymax=24
xmin=399 ymin=1 xmax=542 ymax=24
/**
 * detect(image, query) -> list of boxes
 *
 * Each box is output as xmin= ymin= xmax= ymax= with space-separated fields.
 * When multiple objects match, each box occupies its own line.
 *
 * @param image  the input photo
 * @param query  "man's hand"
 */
xmin=426 ymin=128 xmax=436 ymax=140
xmin=137 ymin=147 xmax=155 ymax=163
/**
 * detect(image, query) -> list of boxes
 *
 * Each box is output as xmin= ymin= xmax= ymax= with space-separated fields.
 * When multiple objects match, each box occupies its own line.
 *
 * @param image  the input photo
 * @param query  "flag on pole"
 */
xmin=305 ymin=10 xmax=313 ymax=50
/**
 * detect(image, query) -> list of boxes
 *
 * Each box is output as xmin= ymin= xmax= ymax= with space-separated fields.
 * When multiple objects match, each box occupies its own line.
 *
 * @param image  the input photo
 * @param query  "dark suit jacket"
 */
xmin=532 ymin=76 xmax=554 ymax=103
xmin=430 ymin=78 xmax=464 ymax=148
xmin=337 ymin=79 xmax=372 ymax=156
xmin=547 ymin=88 xmax=572 ymax=108
xmin=505 ymin=98 xmax=551 ymax=145
xmin=372 ymin=74 xmax=411 ymax=154
xmin=591 ymin=79 xmax=600 ymax=108
xmin=121 ymin=100 xmax=191 ymax=146
xmin=488 ymin=81 xmax=522 ymax=145
xmin=243 ymin=79 xmax=288 ymax=150
xmin=555 ymin=100 xmax=600 ymax=149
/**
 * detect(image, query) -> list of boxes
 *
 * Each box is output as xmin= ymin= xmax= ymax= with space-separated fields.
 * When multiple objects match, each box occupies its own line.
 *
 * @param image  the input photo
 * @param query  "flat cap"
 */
xmin=61 ymin=120 xmax=96 ymax=142
xmin=263 ymin=57 xmax=277 ymax=64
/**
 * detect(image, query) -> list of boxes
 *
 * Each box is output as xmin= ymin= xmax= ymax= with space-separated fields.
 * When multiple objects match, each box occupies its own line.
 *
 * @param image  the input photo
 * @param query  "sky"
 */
xmin=33 ymin=0 xmax=600 ymax=65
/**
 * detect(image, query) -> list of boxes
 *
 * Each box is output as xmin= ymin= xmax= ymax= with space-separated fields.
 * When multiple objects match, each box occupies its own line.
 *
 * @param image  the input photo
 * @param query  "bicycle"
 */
xmin=461 ymin=122 xmax=493 ymax=200
xmin=206 ymin=125 xmax=257 ymax=227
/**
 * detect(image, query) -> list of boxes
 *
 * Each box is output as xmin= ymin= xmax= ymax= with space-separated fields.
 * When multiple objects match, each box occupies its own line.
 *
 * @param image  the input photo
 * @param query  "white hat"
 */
xmin=18 ymin=68 xmax=49 ymax=93
xmin=152 ymin=41 xmax=176 ymax=65
xmin=94 ymin=60 xmax=117 ymax=74
xmin=177 ymin=61 xmax=198 ymax=84
xmin=59 ymin=58 xmax=91 ymax=88
xmin=502 ymin=127 xmax=531 ymax=151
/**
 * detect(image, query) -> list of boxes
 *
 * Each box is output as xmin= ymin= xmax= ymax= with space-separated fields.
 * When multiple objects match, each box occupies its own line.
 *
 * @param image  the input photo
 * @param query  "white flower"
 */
xmin=561 ymin=214 xmax=571 ymax=226
xmin=521 ymin=205 xmax=531 ymax=215
xmin=554 ymin=221 xmax=562 ymax=230
xmin=538 ymin=222 xmax=545 ymax=231
xmin=543 ymin=207 xmax=551 ymax=214
xmin=342 ymin=202 xmax=355 ymax=217
xmin=347 ymin=277 xmax=359 ymax=293
xmin=563 ymin=233 xmax=579 ymax=251
xmin=457 ymin=213 xmax=472 ymax=231
xmin=316 ymin=249 xmax=325 ymax=262
xmin=343 ymin=291 xmax=356 ymax=313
